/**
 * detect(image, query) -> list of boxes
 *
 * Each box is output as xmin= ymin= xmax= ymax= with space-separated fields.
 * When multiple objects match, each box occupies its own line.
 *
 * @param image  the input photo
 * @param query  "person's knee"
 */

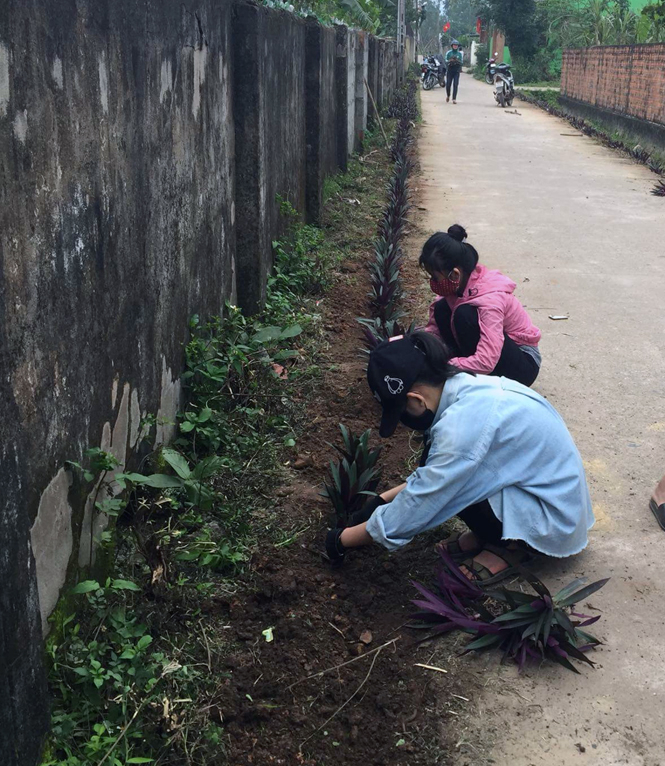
xmin=434 ymin=299 xmax=452 ymax=326
xmin=453 ymin=305 xmax=480 ymax=353
xmin=453 ymin=304 xmax=479 ymax=330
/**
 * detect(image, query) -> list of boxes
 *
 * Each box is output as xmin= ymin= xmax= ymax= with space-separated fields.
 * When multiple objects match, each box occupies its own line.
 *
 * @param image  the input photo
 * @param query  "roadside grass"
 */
xmin=516 ymin=80 xmax=560 ymax=89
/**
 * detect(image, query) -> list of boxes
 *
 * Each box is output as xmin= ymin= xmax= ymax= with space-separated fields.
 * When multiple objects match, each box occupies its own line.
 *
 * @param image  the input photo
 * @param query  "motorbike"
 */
xmin=493 ymin=62 xmax=515 ymax=108
xmin=484 ymin=57 xmax=497 ymax=85
xmin=421 ymin=57 xmax=444 ymax=90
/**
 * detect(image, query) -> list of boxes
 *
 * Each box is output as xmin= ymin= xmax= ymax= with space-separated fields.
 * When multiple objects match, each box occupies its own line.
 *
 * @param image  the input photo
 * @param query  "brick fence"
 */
xmin=562 ymin=45 xmax=665 ymax=127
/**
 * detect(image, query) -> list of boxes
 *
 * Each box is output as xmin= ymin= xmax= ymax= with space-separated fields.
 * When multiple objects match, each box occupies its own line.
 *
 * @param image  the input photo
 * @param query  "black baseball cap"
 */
xmin=367 ymin=335 xmax=427 ymax=437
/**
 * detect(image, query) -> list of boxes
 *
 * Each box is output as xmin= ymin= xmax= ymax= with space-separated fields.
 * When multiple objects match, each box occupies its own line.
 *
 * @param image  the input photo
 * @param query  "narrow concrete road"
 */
xmin=416 ymin=74 xmax=665 ymax=765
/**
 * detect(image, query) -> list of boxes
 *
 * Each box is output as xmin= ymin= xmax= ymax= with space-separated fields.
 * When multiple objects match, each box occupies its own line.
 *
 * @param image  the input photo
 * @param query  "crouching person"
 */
xmin=325 ymin=332 xmax=594 ymax=585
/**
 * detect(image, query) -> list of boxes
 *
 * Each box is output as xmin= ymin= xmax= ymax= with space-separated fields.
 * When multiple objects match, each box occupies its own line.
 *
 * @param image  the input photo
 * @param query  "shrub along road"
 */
xmin=415 ymin=73 xmax=665 ymax=764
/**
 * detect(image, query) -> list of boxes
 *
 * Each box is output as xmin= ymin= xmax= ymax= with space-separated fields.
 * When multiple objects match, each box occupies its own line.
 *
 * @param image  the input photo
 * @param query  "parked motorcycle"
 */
xmin=432 ymin=54 xmax=446 ymax=88
xmin=485 ymin=57 xmax=497 ymax=85
xmin=493 ymin=62 xmax=515 ymax=108
xmin=421 ymin=56 xmax=443 ymax=90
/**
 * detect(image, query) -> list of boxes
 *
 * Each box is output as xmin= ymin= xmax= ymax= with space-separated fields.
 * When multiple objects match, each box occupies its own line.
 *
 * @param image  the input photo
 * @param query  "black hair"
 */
xmin=419 ymin=224 xmax=479 ymax=277
xmin=409 ymin=330 xmax=463 ymax=386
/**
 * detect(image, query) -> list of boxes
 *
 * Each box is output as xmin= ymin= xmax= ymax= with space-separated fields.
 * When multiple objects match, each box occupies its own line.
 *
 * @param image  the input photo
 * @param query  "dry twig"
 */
xmin=299 ymin=643 xmax=385 ymax=751
xmin=287 ymin=637 xmax=399 ymax=691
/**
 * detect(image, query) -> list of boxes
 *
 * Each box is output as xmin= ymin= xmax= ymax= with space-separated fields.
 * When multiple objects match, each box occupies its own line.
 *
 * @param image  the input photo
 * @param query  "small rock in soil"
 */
xmin=359 ymin=629 xmax=373 ymax=645
xmin=292 ymin=455 xmax=314 ymax=470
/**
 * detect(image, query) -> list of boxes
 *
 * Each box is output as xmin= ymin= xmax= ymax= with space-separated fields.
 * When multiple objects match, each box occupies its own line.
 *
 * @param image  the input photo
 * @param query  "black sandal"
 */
xmin=650 ymin=499 xmax=665 ymax=531
xmin=459 ymin=543 xmax=537 ymax=587
xmin=436 ymin=530 xmax=483 ymax=561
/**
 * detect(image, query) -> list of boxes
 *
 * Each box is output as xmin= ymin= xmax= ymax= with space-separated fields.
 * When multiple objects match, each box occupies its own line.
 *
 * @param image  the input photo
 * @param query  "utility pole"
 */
xmin=397 ymin=0 xmax=405 ymax=54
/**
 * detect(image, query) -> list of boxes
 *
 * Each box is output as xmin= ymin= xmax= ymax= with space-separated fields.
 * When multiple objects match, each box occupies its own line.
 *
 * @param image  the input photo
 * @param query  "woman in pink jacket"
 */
xmin=421 ymin=225 xmax=541 ymax=387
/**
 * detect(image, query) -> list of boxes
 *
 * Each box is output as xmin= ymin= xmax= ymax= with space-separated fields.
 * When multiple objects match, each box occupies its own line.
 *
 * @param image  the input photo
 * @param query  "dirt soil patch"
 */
xmin=212 ymin=140 xmax=467 ymax=765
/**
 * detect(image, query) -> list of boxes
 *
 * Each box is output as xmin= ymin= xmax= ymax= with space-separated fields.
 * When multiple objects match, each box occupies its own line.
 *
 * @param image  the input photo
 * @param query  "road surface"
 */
xmin=415 ymin=74 xmax=665 ymax=765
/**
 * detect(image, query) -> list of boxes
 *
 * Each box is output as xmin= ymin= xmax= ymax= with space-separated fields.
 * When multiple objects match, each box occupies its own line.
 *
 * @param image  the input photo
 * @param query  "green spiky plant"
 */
xmin=651 ymin=180 xmax=665 ymax=197
xmin=321 ymin=425 xmax=382 ymax=526
xmin=357 ymin=317 xmax=416 ymax=352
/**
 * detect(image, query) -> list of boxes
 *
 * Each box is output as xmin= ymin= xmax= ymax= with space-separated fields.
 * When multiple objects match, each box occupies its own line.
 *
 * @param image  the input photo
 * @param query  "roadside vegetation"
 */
xmin=262 ymin=0 xmax=421 ymax=34
xmin=518 ymin=88 xmax=665 ymax=192
xmin=42 ymin=117 xmax=401 ymax=766
xmin=477 ymin=0 xmax=665 ymax=83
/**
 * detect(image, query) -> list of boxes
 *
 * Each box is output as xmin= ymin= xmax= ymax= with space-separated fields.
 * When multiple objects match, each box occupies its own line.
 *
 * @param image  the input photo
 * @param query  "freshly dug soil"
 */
xmin=214 ymin=143 xmax=464 ymax=765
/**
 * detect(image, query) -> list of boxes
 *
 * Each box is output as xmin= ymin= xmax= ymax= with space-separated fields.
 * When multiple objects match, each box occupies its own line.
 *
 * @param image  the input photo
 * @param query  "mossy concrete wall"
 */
xmin=1 ymin=0 xmax=235 ymax=762
xmin=0 ymin=0 xmax=410 ymax=760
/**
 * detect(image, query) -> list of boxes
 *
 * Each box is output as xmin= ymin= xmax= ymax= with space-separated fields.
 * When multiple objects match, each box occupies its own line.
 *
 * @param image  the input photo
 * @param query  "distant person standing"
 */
xmin=445 ymin=40 xmax=463 ymax=104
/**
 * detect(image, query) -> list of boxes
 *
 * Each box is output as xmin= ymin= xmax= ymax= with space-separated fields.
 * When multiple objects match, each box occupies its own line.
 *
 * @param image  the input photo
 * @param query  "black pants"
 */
xmin=458 ymin=500 xmax=503 ymax=545
xmin=446 ymin=68 xmax=460 ymax=99
xmin=433 ymin=301 xmax=539 ymax=387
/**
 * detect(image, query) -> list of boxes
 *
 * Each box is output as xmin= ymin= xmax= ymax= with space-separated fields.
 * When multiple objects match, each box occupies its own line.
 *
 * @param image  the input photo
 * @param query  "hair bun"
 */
xmin=447 ymin=224 xmax=467 ymax=242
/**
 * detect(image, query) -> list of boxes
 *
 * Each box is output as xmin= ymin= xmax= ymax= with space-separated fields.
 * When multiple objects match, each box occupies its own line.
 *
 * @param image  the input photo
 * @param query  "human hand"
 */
xmin=325 ymin=528 xmax=347 ymax=565
xmin=348 ymin=494 xmax=387 ymax=526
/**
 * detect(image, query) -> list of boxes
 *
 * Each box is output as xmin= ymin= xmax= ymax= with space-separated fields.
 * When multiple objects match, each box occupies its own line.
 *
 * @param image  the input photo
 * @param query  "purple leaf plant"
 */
xmin=410 ymin=545 xmax=609 ymax=673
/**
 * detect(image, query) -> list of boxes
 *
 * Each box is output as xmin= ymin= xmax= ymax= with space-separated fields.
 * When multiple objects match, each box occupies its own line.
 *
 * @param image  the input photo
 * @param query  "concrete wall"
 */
xmin=354 ymin=32 xmax=369 ymax=150
xmin=562 ymin=45 xmax=665 ymax=127
xmin=380 ymin=40 xmax=399 ymax=106
xmin=233 ymin=2 xmax=307 ymax=312
xmin=367 ymin=36 xmax=379 ymax=129
xmin=0 ymin=0 xmax=408 ymax=760
xmin=346 ymin=29 xmax=358 ymax=154
xmin=1 ymin=0 xmax=235 ymax=762
xmin=305 ymin=21 xmax=338 ymax=223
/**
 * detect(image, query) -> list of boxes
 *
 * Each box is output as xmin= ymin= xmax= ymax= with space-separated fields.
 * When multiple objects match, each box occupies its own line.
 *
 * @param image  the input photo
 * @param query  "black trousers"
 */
xmin=446 ymin=68 xmax=460 ymax=99
xmin=433 ymin=301 xmax=539 ymax=387
xmin=458 ymin=500 xmax=504 ymax=545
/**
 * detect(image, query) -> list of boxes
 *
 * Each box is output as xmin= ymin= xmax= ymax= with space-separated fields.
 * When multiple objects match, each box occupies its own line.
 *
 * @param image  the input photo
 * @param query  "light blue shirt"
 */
xmin=366 ymin=373 xmax=594 ymax=557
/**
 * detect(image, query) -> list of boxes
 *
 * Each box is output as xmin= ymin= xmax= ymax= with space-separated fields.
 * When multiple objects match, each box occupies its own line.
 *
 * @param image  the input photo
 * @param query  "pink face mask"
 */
xmin=430 ymin=276 xmax=460 ymax=297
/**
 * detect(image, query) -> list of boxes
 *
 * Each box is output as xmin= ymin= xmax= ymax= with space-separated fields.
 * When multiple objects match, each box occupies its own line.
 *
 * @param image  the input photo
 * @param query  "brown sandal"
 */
xmin=436 ymin=530 xmax=483 ymax=561
xmin=459 ymin=543 xmax=537 ymax=587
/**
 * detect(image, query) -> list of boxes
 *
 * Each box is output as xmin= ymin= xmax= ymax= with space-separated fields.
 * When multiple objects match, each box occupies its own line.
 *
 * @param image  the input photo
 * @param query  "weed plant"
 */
xmin=43 ymin=202 xmax=335 ymax=766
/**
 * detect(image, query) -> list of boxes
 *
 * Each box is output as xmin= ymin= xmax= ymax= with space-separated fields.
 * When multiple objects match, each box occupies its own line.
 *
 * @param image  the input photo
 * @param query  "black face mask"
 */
xmin=399 ymin=408 xmax=435 ymax=431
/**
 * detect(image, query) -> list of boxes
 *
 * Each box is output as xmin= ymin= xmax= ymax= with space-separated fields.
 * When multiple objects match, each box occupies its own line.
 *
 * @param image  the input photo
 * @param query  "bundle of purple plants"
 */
xmin=359 ymin=77 xmax=418 ymax=350
xmin=386 ymin=79 xmax=418 ymax=121
xmin=410 ymin=546 xmax=609 ymax=673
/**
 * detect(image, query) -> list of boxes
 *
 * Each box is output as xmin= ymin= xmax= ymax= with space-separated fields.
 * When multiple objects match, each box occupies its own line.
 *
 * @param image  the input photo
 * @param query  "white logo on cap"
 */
xmin=384 ymin=375 xmax=404 ymax=395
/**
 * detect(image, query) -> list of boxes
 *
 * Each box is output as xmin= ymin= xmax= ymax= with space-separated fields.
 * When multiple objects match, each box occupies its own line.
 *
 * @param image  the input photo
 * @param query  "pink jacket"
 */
xmin=423 ymin=265 xmax=541 ymax=374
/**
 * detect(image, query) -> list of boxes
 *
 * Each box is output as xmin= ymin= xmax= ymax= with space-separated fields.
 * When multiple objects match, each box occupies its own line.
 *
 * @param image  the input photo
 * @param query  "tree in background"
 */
xmin=446 ymin=0 xmax=480 ymax=37
xmin=479 ymin=0 xmax=540 ymax=57
xmin=419 ymin=0 xmax=447 ymax=51
xmin=477 ymin=0 xmax=665 ymax=83
xmin=418 ymin=0 xmax=480 ymax=53
xmin=283 ymin=0 xmax=415 ymax=35
xmin=643 ymin=0 xmax=665 ymax=29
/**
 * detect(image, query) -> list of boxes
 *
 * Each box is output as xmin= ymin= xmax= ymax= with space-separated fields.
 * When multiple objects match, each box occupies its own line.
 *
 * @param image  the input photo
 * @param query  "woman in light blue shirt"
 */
xmin=325 ymin=331 xmax=594 ymax=585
